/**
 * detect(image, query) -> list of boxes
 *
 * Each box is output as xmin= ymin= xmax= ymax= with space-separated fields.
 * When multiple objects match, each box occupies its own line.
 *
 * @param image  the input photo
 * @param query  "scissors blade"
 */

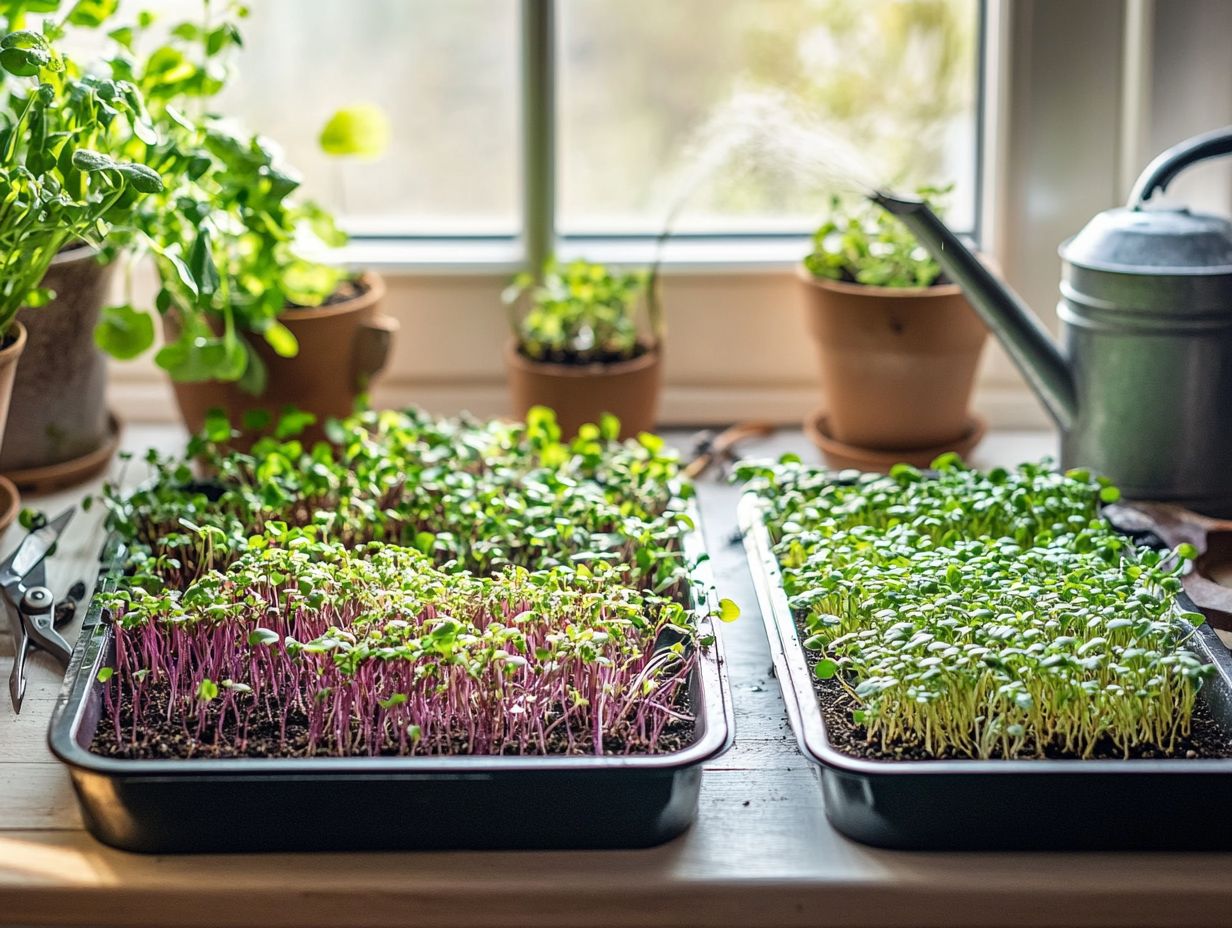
xmin=8 ymin=617 xmax=27 ymax=713
xmin=0 ymin=508 xmax=73 ymax=589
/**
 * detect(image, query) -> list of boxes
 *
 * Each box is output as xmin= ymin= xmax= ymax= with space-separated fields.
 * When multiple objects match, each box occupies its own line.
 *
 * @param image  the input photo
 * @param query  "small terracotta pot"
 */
xmin=168 ymin=272 xmax=396 ymax=444
xmin=0 ymin=246 xmax=116 ymax=479
xmin=799 ymin=267 xmax=988 ymax=451
xmin=504 ymin=340 xmax=663 ymax=439
xmin=0 ymin=321 xmax=28 ymax=459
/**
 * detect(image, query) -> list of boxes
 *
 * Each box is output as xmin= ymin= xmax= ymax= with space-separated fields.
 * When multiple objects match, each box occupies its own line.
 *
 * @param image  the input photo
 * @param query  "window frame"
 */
xmin=340 ymin=0 xmax=988 ymax=272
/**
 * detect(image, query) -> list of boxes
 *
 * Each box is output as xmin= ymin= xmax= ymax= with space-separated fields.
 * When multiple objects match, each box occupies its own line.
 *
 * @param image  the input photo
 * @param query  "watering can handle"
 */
xmin=1128 ymin=125 xmax=1232 ymax=207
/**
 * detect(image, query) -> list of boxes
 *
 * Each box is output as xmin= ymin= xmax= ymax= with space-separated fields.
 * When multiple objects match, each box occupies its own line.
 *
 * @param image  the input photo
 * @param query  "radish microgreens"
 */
xmin=99 ymin=537 xmax=695 ymax=757
xmin=741 ymin=456 xmax=1214 ymax=760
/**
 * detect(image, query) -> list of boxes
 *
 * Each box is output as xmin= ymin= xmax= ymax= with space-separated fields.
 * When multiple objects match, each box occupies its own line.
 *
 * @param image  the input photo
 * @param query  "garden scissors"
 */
xmin=2 ymin=508 xmax=74 ymax=714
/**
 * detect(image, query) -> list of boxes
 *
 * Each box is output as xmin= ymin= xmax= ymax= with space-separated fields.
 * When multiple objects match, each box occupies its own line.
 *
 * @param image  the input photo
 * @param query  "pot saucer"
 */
xmin=2 ymin=412 xmax=121 ymax=495
xmin=804 ymin=410 xmax=986 ymax=472
xmin=0 ymin=474 xmax=18 ymax=535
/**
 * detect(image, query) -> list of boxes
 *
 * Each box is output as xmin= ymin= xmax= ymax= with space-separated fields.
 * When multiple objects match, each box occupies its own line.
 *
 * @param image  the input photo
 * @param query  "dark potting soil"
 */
xmin=801 ymin=646 xmax=1232 ymax=762
xmin=518 ymin=342 xmax=650 ymax=367
xmin=91 ymin=682 xmax=695 ymax=761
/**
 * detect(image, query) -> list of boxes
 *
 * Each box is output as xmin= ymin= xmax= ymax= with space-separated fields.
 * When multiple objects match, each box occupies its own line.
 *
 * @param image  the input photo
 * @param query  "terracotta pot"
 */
xmin=168 ymin=272 xmax=396 ymax=444
xmin=799 ymin=267 xmax=988 ymax=451
xmin=0 ymin=246 xmax=116 ymax=479
xmin=0 ymin=322 xmax=28 ymax=455
xmin=504 ymin=340 xmax=663 ymax=439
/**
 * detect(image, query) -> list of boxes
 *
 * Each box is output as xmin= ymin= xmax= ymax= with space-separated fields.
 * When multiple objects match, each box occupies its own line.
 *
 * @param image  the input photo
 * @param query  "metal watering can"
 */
xmin=875 ymin=126 xmax=1232 ymax=515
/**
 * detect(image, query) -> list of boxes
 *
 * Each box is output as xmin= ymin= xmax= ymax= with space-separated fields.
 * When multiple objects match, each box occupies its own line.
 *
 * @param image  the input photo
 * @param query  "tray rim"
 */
xmin=738 ymin=491 xmax=1232 ymax=777
xmin=48 ymin=499 xmax=734 ymax=777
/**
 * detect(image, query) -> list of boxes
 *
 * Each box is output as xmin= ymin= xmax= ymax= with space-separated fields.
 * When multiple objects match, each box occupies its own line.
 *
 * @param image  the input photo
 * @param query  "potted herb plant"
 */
xmin=0 ymin=6 xmax=166 ymax=490
xmin=85 ymin=3 xmax=395 ymax=444
xmin=799 ymin=187 xmax=987 ymax=470
xmin=0 ymin=26 xmax=161 ymax=504
xmin=503 ymin=258 xmax=663 ymax=439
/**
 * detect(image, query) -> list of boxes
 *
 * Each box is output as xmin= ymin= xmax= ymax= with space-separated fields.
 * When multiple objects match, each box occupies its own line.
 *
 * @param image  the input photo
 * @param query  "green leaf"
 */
xmin=188 ymin=229 xmax=220 ymax=300
xmin=70 ymin=148 xmax=117 ymax=172
xmin=0 ymin=43 xmax=49 ymax=76
xmin=113 ymin=161 xmax=163 ymax=193
xmin=717 ymin=598 xmax=740 ymax=623
xmin=247 ymin=628 xmax=280 ymax=647
xmin=196 ymin=678 xmax=219 ymax=701
xmin=67 ymin=0 xmax=119 ymax=27
xmin=94 ymin=304 xmax=154 ymax=360
xmin=95 ymin=666 xmax=114 ymax=683
xmin=262 ymin=321 xmax=298 ymax=358
xmin=813 ymin=658 xmax=839 ymax=680
xmin=318 ymin=103 xmax=390 ymax=158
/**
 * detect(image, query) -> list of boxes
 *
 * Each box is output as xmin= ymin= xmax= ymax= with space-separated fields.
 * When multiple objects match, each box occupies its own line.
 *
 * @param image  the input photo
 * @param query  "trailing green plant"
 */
xmin=504 ymin=258 xmax=655 ymax=364
xmin=803 ymin=185 xmax=950 ymax=288
xmin=0 ymin=22 xmax=162 ymax=339
xmin=97 ymin=534 xmax=698 ymax=758
xmin=740 ymin=456 xmax=1214 ymax=760
xmin=103 ymin=405 xmax=698 ymax=597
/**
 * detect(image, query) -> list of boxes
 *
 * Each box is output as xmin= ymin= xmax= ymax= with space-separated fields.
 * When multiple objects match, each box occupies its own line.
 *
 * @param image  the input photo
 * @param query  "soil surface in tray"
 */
xmin=91 ymin=685 xmax=696 ymax=760
xmin=801 ymin=647 xmax=1232 ymax=762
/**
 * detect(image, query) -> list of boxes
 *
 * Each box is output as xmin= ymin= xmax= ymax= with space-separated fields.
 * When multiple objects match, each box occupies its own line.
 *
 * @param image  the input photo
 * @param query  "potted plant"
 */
xmin=0 ymin=26 xmax=161 ymax=508
xmin=0 ymin=4 xmax=146 ymax=490
xmin=52 ymin=407 xmax=735 ymax=852
xmin=84 ymin=4 xmax=396 ymax=444
xmin=503 ymin=258 xmax=663 ymax=439
xmin=799 ymin=187 xmax=987 ymax=470
xmin=739 ymin=457 xmax=1232 ymax=849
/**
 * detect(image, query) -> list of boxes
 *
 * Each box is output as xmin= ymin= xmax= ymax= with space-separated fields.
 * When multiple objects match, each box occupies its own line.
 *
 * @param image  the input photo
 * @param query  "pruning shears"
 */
xmin=2 ymin=508 xmax=75 ymax=714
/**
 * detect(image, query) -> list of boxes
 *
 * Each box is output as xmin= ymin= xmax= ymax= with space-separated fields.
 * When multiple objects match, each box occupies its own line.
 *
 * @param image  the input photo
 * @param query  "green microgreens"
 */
xmin=103 ymin=405 xmax=695 ymax=597
xmin=739 ymin=456 xmax=1213 ymax=760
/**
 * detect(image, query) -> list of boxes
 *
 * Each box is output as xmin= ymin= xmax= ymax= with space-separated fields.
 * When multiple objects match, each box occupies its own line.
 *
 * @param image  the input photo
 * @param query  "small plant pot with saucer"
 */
xmin=0 ymin=322 xmax=28 ymax=532
xmin=800 ymin=189 xmax=987 ymax=471
xmin=504 ymin=258 xmax=664 ymax=439
xmin=1 ymin=246 xmax=122 ymax=493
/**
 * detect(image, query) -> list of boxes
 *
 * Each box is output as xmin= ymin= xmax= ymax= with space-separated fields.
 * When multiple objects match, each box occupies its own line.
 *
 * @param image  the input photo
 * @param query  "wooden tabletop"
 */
xmin=4 ymin=424 xmax=1232 ymax=928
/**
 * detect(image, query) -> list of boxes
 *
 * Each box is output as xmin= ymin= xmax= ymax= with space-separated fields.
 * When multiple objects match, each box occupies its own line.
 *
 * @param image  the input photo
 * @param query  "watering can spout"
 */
xmin=871 ymin=190 xmax=1078 ymax=430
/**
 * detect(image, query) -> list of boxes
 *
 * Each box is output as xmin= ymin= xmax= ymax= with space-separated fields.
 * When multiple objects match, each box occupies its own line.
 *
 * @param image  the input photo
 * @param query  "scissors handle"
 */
xmin=21 ymin=587 xmax=71 ymax=666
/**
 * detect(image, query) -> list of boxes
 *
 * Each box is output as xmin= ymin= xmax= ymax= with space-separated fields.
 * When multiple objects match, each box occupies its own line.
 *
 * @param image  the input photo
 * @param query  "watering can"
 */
xmin=874 ymin=126 xmax=1232 ymax=515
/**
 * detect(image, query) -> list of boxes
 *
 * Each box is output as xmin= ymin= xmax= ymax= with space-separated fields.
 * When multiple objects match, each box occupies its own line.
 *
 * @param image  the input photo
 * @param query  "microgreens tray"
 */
xmin=739 ymin=463 xmax=1232 ymax=851
xmin=48 ymin=410 xmax=733 ymax=853
xmin=52 ymin=508 xmax=731 ymax=853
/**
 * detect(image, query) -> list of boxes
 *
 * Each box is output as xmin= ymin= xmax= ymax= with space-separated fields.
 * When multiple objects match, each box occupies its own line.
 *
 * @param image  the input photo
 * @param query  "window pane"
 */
xmin=154 ymin=0 xmax=519 ymax=236
xmin=558 ymin=0 xmax=980 ymax=235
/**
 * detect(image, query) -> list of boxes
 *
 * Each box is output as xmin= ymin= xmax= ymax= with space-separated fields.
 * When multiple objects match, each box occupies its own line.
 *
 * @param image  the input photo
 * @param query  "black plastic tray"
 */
xmin=49 ymin=507 xmax=733 ymax=854
xmin=739 ymin=493 xmax=1232 ymax=851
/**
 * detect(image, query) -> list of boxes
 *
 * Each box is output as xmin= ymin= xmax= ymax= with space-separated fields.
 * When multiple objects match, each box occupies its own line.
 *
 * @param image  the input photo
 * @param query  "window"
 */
xmin=122 ymin=0 xmax=981 ymax=253
xmin=558 ymin=0 xmax=980 ymax=237
xmin=153 ymin=0 xmax=520 ymax=237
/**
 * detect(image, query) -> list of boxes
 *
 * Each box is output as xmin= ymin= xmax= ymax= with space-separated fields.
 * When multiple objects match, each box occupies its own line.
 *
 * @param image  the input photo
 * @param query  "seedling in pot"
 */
xmin=504 ymin=258 xmax=654 ymax=365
